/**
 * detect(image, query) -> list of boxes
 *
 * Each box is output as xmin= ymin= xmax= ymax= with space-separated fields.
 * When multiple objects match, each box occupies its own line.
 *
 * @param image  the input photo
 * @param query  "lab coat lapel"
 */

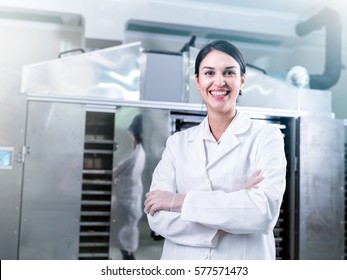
xmin=191 ymin=138 xmax=207 ymax=168
xmin=188 ymin=119 xmax=207 ymax=169
xmin=206 ymin=134 xmax=239 ymax=169
xmin=205 ymin=112 xmax=251 ymax=170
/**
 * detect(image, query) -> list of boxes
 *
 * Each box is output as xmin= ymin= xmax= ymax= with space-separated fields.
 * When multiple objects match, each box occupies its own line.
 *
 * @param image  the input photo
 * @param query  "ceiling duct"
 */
xmin=296 ymin=7 xmax=344 ymax=90
xmin=124 ymin=19 xmax=285 ymax=53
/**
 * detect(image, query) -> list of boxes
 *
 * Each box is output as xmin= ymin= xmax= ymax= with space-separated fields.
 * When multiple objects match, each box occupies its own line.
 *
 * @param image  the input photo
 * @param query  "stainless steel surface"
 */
xmin=21 ymin=40 xmax=333 ymax=117
xmin=21 ymin=42 xmax=142 ymax=101
xmin=28 ymin=94 xmax=312 ymax=120
xmin=19 ymin=101 xmax=85 ymax=259
xmin=142 ymin=108 xmax=171 ymax=193
xmin=299 ymin=116 xmax=345 ymax=259
xmin=345 ymin=143 xmax=347 ymax=260
xmin=239 ymin=68 xmax=333 ymax=114
xmin=141 ymin=51 xmax=184 ymax=102
xmin=0 ymin=69 xmax=27 ymax=259
xmin=0 ymin=14 xmax=83 ymax=259
xmin=109 ymin=106 xmax=170 ymax=259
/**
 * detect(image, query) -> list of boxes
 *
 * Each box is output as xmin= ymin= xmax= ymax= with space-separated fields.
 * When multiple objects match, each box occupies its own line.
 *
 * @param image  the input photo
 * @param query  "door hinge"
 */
xmin=18 ymin=146 xmax=30 ymax=163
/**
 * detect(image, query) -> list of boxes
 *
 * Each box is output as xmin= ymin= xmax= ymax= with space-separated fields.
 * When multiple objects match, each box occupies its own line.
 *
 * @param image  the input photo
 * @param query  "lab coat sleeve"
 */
xmin=180 ymin=125 xmax=287 ymax=234
xmin=147 ymin=134 xmax=218 ymax=247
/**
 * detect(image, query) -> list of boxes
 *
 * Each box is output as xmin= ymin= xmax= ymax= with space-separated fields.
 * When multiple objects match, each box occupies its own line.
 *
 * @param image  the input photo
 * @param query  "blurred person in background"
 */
xmin=113 ymin=114 xmax=146 ymax=260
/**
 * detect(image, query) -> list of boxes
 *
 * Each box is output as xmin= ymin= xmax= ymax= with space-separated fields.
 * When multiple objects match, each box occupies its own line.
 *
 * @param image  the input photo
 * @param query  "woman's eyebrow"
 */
xmin=201 ymin=66 xmax=238 ymax=71
xmin=202 ymin=66 xmax=214 ymax=70
xmin=202 ymin=66 xmax=237 ymax=69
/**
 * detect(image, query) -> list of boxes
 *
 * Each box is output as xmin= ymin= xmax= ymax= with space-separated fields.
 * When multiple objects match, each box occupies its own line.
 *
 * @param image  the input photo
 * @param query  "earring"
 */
xmin=239 ymin=89 xmax=242 ymax=96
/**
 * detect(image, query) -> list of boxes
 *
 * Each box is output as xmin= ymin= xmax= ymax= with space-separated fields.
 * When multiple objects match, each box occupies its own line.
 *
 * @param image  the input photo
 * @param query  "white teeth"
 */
xmin=210 ymin=91 xmax=227 ymax=96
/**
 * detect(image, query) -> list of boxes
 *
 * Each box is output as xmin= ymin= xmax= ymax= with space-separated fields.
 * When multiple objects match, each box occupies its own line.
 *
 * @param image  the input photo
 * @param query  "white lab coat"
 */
xmin=113 ymin=143 xmax=146 ymax=252
xmin=147 ymin=112 xmax=286 ymax=260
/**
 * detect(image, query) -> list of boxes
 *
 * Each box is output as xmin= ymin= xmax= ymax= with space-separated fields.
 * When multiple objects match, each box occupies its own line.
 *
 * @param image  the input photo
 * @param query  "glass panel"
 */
xmin=21 ymin=42 xmax=142 ymax=101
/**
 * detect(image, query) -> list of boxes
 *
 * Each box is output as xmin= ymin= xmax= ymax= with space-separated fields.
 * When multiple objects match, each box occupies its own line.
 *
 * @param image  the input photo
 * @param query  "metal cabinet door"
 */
xmin=299 ymin=116 xmax=345 ymax=259
xmin=19 ymin=101 xmax=85 ymax=259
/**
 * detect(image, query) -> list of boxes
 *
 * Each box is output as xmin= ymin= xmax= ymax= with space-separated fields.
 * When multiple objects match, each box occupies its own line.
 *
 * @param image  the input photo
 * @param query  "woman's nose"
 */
xmin=214 ymin=74 xmax=225 ymax=86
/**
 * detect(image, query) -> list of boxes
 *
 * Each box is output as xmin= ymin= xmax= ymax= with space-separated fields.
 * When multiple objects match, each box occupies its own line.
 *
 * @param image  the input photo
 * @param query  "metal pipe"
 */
xmin=296 ymin=7 xmax=344 ymax=90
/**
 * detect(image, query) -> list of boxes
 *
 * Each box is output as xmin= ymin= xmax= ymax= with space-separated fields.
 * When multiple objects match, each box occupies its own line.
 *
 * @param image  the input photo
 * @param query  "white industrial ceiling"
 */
xmin=164 ymin=0 xmax=343 ymax=16
xmin=124 ymin=0 xmax=346 ymax=52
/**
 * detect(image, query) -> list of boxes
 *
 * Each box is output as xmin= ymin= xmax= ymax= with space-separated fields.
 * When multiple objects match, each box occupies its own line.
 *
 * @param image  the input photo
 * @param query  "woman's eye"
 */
xmin=204 ymin=71 xmax=214 ymax=76
xmin=224 ymin=71 xmax=235 ymax=76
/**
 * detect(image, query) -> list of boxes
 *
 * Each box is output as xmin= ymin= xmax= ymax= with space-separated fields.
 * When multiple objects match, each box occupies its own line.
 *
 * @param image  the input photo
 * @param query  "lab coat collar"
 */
xmin=187 ymin=112 xmax=252 ymax=169
xmin=187 ymin=112 xmax=252 ymax=142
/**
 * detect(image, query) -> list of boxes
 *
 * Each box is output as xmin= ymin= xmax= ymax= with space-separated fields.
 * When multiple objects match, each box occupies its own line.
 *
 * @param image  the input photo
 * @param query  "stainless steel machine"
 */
xmin=0 ymin=42 xmax=344 ymax=259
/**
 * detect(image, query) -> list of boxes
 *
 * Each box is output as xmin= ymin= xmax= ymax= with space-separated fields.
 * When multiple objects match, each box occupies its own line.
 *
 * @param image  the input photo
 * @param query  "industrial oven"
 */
xmin=0 ymin=42 xmax=344 ymax=259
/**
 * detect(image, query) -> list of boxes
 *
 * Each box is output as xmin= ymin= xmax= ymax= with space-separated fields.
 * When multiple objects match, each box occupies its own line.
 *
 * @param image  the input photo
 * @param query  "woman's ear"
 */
xmin=240 ymin=74 xmax=245 ymax=89
xmin=195 ymin=75 xmax=200 ymax=91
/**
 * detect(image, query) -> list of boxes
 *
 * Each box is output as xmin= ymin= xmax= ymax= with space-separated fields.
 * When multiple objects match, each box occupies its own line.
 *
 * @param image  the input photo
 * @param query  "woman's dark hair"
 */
xmin=128 ymin=114 xmax=143 ymax=144
xmin=194 ymin=40 xmax=246 ymax=77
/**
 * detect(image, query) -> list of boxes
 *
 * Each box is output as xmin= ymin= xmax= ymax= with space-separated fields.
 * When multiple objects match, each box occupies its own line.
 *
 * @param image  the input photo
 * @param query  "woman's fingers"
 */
xmin=144 ymin=190 xmax=175 ymax=215
xmin=244 ymin=169 xmax=264 ymax=190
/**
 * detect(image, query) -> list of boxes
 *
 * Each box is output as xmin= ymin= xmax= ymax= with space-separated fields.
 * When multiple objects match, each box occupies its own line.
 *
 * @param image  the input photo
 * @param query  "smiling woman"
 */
xmin=193 ymin=40 xmax=246 ymax=141
xmin=144 ymin=40 xmax=287 ymax=260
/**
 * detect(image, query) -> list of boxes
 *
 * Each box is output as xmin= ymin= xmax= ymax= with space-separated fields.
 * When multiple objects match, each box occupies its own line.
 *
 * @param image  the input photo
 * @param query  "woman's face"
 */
xmin=195 ymin=50 xmax=245 ymax=115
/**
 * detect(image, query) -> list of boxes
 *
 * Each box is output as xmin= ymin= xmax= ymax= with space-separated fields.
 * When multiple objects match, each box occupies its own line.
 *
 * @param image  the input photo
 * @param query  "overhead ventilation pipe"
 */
xmin=295 ymin=7 xmax=344 ymax=90
xmin=180 ymin=35 xmax=196 ymax=53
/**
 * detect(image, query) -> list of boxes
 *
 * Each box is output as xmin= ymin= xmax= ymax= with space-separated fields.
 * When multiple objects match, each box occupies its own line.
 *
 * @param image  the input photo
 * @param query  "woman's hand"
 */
xmin=144 ymin=190 xmax=186 ymax=216
xmin=243 ymin=169 xmax=264 ymax=190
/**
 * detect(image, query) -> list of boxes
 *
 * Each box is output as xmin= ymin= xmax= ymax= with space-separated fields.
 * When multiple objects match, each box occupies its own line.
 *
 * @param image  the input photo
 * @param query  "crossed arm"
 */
xmin=144 ymin=169 xmax=264 ymax=216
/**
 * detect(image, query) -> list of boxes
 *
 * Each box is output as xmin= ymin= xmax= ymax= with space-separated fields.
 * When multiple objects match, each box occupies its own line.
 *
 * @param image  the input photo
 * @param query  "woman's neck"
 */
xmin=208 ymin=110 xmax=237 ymax=142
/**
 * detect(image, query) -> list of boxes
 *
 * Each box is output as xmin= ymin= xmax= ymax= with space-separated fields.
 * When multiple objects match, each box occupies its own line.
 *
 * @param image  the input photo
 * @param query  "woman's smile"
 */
xmin=209 ymin=90 xmax=230 ymax=97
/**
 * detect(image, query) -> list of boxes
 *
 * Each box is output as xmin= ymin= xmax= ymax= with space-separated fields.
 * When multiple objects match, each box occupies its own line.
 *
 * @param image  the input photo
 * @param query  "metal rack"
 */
xmin=78 ymin=112 xmax=115 ymax=260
